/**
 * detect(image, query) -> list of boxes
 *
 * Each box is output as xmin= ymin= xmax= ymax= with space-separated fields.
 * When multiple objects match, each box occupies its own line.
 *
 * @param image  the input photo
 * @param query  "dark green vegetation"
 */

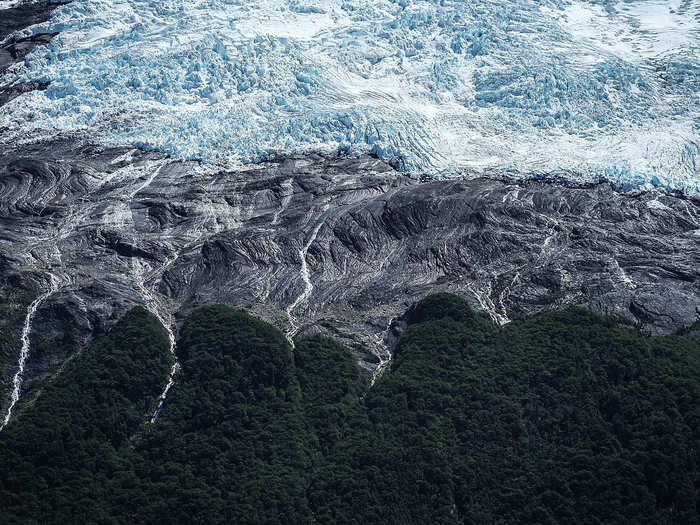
xmin=0 ymin=287 xmax=32 ymax=388
xmin=0 ymin=307 xmax=172 ymax=523
xmin=1 ymin=295 xmax=699 ymax=524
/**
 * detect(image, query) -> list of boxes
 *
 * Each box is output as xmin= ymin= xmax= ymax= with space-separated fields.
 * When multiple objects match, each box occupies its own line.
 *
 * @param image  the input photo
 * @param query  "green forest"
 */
xmin=1 ymin=294 xmax=699 ymax=524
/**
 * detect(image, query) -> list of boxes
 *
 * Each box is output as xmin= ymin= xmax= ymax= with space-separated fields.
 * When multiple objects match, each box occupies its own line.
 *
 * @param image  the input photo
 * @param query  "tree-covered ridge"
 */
xmin=0 ymin=306 xmax=172 ymax=524
xmin=135 ymin=305 xmax=314 ymax=523
xmin=0 ymin=287 xmax=32 ymax=391
xmin=349 ymin=298 xmax=700 ymax=524
xmin=1 ymin=296 xmax=699 ymax=524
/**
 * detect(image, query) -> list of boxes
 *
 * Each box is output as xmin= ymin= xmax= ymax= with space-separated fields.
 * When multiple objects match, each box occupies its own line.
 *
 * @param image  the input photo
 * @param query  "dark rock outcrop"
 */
xmin=0 ymin=32 xmax=58 ymax=73
xmin=0 ymin=2 xmax=65 ymax=106
xmin=0 ymin=141 xmax=698 ymax=394
xmin=0 ymin=2 xmax=63 ymax=39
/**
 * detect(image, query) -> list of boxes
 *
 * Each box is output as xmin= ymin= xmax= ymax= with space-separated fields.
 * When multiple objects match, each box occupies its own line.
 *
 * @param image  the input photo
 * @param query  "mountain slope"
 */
xmin=0 ymin=306 xmax=171 ymax=523
xmin=1 ymin=294 xmax=699 ymax=524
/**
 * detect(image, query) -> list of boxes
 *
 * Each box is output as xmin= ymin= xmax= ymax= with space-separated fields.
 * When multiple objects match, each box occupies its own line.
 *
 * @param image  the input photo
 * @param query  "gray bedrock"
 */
xmin=0 ymin=139 xmax=698 ymax=392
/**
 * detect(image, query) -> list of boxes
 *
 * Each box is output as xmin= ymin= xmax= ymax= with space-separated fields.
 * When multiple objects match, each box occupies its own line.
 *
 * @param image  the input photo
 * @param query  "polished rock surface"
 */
xmin=1 ymin=141 xmax=698 ymax=408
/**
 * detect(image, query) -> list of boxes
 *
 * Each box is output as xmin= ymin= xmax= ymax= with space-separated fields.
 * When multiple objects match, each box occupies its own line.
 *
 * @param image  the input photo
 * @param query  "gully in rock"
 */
xmin=139 ymin=283 xmax=178 ymax=424
xmin=132 ymin=260 xmax=179 ymax=423
xmin=285 ymin=220 xmax=325 ymax=346
xmin=369 ymin=318 xmax=394 ymax=386
xmin=0 ymin=273 xmax=59 ymax=431
xmin=140 ymin=275 xmax=178 ymax=424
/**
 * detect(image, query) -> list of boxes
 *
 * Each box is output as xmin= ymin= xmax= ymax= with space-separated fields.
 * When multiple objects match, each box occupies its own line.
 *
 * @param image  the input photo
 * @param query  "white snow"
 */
xmin=558 ymin=0 xmax=698 ymax=60
xmin=646 ymin=198 xmax=669 ymax=210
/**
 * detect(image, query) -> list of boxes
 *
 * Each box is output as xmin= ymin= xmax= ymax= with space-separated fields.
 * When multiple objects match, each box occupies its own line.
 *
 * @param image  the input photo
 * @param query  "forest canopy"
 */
xmin=1 ymin=294 xmax=699 ymax=524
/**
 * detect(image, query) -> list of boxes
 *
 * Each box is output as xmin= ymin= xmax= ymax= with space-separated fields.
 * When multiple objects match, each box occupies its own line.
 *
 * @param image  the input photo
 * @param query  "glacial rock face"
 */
xmin=0 ymin=2 xmax=61 ymax=109
xmin=0 ymin=2 xmax=60 ymax=38
xmin=0 ymin=140 xmax=699 ymax=411
xmin=0 ymin=32 xmax=57 ymax=73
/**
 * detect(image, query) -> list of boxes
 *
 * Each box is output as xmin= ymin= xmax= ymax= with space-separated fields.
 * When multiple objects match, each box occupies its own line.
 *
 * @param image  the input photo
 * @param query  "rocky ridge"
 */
xmin=0 ymin=139 xmax=699 ymax=418
xmin=0 ymin=2 xmax=62 ymax=110
xmin=1 ymin=2 xmax=699 ymax=421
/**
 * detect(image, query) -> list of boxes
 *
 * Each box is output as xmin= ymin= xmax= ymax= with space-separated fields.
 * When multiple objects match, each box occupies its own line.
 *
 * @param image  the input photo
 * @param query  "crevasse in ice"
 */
xmin=1 ymin=0 xmax=698 ymax=192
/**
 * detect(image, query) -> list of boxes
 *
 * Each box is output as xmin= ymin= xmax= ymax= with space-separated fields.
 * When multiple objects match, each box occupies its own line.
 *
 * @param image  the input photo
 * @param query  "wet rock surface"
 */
xmin=0 ymin=2 xmax=62 ymax=39
xmin=0 ymin=2 xmax=63 ymax=107
xmin=0 ymin=32 xmax=57 ymax=73
xmin=0 ymin=140 xmax=698 ymax=399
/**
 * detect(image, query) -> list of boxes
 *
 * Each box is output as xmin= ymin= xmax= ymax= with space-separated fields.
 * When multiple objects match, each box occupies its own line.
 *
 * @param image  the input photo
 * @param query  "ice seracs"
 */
xmin=0 ymin=0 xmax=698 ymax=192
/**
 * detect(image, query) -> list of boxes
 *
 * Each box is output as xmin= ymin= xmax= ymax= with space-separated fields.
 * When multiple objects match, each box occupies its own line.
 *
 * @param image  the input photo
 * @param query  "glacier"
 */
xmin=0 ymin=0 xmax=699 ymax=192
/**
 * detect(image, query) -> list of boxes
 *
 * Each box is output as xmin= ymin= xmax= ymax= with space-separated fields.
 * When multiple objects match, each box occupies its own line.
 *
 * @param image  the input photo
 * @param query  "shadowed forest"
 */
xmin=1 ymin=294 xmax=699 ymax=524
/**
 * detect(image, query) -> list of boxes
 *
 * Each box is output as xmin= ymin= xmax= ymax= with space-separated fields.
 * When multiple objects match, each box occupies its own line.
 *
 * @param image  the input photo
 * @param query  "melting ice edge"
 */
xmin=1 ymin=0 xmax=699 ymax=193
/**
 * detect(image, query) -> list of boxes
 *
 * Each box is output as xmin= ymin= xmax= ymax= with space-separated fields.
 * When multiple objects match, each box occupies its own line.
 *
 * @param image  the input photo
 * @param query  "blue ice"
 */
xmin=0 ymin=0 xmax=698 ymax=193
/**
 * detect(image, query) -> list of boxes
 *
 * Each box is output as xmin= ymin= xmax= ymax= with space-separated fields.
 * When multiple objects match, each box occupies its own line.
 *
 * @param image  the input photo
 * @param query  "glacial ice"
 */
xmin=0 ymin=0 xmax=698 ymax=192
xmin=0 ymin=0 xmax=24 ymax=8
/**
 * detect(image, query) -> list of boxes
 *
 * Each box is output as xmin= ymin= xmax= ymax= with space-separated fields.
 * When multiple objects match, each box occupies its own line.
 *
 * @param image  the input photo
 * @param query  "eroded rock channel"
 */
xmin=1 ymin=140 xmax=699 ymax=418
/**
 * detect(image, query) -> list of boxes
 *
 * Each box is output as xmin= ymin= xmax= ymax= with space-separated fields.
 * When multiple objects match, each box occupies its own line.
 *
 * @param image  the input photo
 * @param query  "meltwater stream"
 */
xmin=1 ymin=273 xmax=59 ymax=431
xmin=0 ymin=0 xmax=698 ymax=192
xmin=285 ymin=219 xmax=325 ymax=346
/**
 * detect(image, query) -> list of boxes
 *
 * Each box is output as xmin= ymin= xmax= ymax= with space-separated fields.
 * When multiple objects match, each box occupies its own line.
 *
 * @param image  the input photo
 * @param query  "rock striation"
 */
xmin=0 ymin=140 xmax=699 ymax=412
xmin=0 ymin=2 xmax=62 ymax=108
